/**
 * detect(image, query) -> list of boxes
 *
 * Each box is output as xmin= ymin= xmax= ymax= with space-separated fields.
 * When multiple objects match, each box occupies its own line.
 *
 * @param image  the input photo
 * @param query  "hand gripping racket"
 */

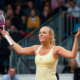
xmin=0 ymin=12 xmax=13 ymax=46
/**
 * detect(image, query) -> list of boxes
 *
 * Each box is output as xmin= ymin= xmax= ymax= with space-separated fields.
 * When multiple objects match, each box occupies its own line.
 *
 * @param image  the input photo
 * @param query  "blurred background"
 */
xmin=0 ymin=0 xmax=80 ymax=80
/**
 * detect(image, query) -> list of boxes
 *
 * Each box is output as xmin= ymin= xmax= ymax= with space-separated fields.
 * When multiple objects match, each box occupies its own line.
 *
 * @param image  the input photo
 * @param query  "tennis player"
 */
xmin=1 ymin=26 xmax=80 ymax=80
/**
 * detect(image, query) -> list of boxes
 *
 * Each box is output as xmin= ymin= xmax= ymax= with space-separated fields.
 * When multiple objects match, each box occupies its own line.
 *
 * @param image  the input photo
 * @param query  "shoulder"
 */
xmin=2 ymin=74 xmax=9 ymax=79
xmin=53 ymin=46 xmax=62 ymax=50
xmin=32 ymin=45 xmax=40 ymax=48
xmin=53 ymin=46 xmax=63 ymax=53
xmin=52 ymin=46 xmax=61 ymax=53
xmin=32 ymin=45 xmax=40 ymax=52
xmin=14 ymin=75 xmax=19 ymax=80
xmin=75 ymin=6 xmax=79 ymax=10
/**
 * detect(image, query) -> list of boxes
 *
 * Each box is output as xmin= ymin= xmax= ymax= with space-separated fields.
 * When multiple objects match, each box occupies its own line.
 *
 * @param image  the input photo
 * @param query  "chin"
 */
xmin=40 ymin=40 xmax=46 ymax=43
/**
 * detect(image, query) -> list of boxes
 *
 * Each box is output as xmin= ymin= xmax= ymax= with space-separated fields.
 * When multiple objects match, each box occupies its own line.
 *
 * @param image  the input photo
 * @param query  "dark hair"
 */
xmin=44 ymin=1 xmax=51 ymax=8
xmin=70 ymin=0 xmax=76 ymax=4
xmin=28 ymin=0 xmax=33 ymax=4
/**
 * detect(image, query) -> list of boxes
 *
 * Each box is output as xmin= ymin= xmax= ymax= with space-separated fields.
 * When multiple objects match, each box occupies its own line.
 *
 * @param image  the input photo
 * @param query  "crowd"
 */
xmin=0 ymin=0 xmax=80 ymax=76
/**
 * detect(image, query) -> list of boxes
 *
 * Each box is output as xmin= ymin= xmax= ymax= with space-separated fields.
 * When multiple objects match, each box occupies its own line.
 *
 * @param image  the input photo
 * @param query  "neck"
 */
xmin=11 ymin=77 xmax=13 ymax=79
xmin=72 ymin=6 xmax=75 ymax=9
xmin=41 ymin=43 xmax=53 ymax=49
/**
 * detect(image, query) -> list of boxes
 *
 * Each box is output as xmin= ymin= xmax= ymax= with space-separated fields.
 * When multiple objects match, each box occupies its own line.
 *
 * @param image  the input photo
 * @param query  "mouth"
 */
xmin=40 ymin=37 xmax=44 ymax=40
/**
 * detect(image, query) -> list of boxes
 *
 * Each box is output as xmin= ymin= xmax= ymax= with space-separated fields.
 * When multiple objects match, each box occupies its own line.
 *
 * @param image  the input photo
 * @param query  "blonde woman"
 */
xmin=62 ymin=59 xmax=79 ymax=73
xmin=1 ymin=26 xmax=80 ymax=80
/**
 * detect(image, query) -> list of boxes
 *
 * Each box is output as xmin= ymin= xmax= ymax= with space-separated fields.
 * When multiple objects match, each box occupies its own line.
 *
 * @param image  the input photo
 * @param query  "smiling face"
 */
xmin=39 ymin=27 xmax=52 ymax=44
xmin=8 ymin=68 xmax=16 ymax=79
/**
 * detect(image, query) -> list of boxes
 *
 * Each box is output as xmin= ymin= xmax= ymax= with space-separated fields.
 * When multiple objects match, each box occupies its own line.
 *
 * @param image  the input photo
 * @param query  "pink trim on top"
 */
xmin=36 ymin=53 xmax=38 ymax=56
xmin=0 ymin=12 xmax=2 ymax=15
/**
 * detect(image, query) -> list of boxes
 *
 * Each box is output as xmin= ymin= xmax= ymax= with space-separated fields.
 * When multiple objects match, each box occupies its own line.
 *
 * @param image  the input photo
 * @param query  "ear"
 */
xmin=49 ymin=34 xmax=52 ymax=38
xmin=8 ymin=70 xmax=9 ymax=74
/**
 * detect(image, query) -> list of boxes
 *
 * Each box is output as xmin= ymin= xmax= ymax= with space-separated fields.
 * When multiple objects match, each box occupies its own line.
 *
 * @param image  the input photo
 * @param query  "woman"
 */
xmin=27 ymin=9 xmax=40 ymax=32
xmin=62 ymin=58 xmax=79 ymax=73
xmin=0 ymin=26 xmax=80 ymax=80
xmin=40 ymin=6 xmax=52 ymax=24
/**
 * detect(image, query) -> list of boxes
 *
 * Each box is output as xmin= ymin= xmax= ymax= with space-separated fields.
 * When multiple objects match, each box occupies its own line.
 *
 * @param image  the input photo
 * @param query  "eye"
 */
xmin=43 ymin=31 xmax=46 ymax=34
xmin=39 ymin=32 xmax=41 ymax=34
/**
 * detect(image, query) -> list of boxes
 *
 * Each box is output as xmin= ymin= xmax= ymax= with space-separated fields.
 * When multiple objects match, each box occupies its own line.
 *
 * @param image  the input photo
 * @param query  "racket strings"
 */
xmin=0 ymin=14 xmax=4 ymax=26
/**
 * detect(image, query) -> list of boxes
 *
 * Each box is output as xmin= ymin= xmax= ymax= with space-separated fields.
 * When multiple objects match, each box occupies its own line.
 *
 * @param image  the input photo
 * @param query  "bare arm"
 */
xmin=57 ymin=28 xmax=80 ymax=58
xmin=9 ymin=36 xmax=39 ymax=55
xmin=0 ymin=31 xmax=39 ymax=55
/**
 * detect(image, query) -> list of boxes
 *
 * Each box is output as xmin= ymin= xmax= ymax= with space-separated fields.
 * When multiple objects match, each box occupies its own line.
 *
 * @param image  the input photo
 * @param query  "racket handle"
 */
xmin=5 ymin=34 xmax=13 ymax=46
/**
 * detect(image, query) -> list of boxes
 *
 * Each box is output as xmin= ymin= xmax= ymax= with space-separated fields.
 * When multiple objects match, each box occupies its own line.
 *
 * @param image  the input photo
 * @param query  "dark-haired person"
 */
xmin=67 ymin=0 xmax=79 ymax=18
xmin=2 ymin=67 xmax=19 ymax=80
xmin=1 ymin=26 xmax=80 ymax=80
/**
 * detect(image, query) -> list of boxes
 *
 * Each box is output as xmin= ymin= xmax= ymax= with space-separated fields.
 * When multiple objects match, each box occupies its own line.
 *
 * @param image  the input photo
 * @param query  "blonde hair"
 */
xmin=43 ymin=26 xmax=56 ymax=45
xmin=68 ymin=59 xmax=78 ymax=69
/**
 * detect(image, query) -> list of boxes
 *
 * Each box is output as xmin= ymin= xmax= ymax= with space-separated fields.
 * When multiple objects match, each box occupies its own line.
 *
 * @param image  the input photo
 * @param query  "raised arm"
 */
xmin=55 ymin=27 xmax=80 ymax=58
xmin=0 ymin=31 xmax=39 ymax=55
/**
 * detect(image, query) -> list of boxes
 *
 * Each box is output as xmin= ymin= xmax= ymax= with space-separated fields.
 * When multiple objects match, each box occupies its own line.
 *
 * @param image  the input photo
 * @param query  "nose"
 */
xmin=39 ymin=33 xmax=43 ymax=36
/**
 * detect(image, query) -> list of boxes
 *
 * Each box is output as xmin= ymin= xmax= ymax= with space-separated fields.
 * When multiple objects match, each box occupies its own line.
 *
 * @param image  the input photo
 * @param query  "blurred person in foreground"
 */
xmin=62 ymin=59 xmax=79 ymax=73
xmin=1 ymin=26 xmax=80 ymax=80
xmin=27 ymin=9 xmax=40 ymax=32
xmin=2 ymin=67 xmax=19 ymax=80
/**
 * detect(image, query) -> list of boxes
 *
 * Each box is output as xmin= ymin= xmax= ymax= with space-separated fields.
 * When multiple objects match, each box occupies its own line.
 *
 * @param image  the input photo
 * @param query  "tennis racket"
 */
xmin=0 ymin=12 xmax=13 ymax=46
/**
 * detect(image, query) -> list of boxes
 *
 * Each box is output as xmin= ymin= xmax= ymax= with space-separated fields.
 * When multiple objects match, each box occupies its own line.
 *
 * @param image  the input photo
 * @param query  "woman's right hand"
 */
xmin=0 ymin=30 xmax=10 ymax=38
